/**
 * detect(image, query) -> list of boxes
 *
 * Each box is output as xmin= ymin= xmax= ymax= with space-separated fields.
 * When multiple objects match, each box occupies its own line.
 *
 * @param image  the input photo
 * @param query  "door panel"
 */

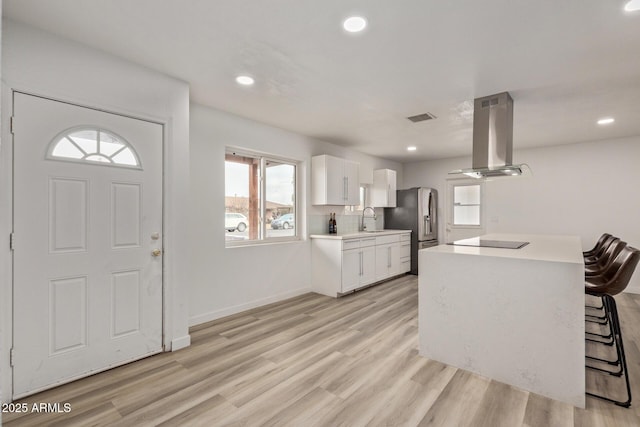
xmin=111 ymin=270 xmax=142 ymax=337
xmin=341 ymin=248 xmax=361 ymax=292
xmin=375 ymin=244 xmax=391 ymax=281
xmin=111 ymin=182 xmax=142 ymax=248
xmin=389 ymin=243 xmax=402 ymax=276
xmin=344 ymin=160 xmax=360 ymax=205
xmin=50 ymin=276 xmax=88 ymax=354
xmin=360 ymin=246 xmax=376 ymax=285
xmin=49 ymin=178 xmax=88 ymax=252
xmin=12 ymin=93 xmax=163 ymax=398
xmin=326 ymin=156 xmax=344 ymax=205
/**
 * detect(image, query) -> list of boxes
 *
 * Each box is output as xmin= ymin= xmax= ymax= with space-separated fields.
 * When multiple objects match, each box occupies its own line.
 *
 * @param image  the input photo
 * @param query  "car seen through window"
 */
xmin=225 ymin=213 xmax=247 ymax=232
xmin=270 ymin=213 xmax=295 ymax=230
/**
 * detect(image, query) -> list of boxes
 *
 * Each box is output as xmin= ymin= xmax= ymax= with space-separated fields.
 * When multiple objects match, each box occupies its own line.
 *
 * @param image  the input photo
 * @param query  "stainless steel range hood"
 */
xmin=450 ymin=92 xmax=528 ymax=179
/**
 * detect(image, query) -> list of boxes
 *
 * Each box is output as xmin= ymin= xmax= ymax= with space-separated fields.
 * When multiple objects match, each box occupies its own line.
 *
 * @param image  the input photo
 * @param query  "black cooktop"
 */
xmin=448 ymin=239 xmax=530 ymax=249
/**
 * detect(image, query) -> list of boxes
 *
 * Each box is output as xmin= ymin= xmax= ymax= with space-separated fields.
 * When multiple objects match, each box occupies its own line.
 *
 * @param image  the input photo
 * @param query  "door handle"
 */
xmin=388 ymin=247 xmax=391 ymax=268
xmin=152 ymin=249 xmax=162 ymax=257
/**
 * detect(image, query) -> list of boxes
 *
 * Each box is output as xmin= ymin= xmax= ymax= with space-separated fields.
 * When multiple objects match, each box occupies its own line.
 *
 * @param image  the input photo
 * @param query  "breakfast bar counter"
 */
xmin=419 ymin=233 xmax=585 ymax=407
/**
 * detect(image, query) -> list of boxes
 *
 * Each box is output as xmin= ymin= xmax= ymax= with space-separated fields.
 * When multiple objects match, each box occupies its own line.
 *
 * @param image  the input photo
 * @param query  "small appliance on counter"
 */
xmin=384 ymin=187 xmax=438 ymax=274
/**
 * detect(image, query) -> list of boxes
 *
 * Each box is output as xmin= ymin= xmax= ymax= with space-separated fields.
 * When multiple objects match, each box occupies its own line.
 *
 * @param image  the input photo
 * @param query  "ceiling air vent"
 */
xmin=407 ymin=112 xmax=437 ymax=123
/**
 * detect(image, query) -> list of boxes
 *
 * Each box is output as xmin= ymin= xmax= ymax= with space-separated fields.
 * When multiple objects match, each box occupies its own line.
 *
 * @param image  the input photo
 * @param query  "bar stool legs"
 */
xmin=586 ymin=297 xmax=621 ymax=371
xmin=585 ymin=294 xmax=632 ymax=408
xmin=585 ymin=296 xmax=614 ymax=346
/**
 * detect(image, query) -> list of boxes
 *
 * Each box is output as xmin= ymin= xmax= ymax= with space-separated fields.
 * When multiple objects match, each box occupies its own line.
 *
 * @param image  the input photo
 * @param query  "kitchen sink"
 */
xmin=363 ymin=230 xmax=386 ymax=233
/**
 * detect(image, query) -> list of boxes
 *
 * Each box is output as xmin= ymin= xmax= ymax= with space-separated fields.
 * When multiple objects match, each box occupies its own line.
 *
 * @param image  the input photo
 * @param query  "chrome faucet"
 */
xmin=361 ymin=207 xmax=377 ymax=231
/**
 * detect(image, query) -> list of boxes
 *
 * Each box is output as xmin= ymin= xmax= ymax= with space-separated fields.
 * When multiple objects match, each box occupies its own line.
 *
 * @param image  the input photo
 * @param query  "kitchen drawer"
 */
xmin=376 ymin=234 xmax=400 ymax=245
xmin=400 ymin=259 xmax=410 ymax=273
xmin=401 ymin=233 xmax=411 ymax=242
xmin=360 ymin=237 xmax=377 ymax=248
xmin=342 ymin=239 xmax=361 ymax=251
xmin=400 ymin=243 xmax=411 ymax=258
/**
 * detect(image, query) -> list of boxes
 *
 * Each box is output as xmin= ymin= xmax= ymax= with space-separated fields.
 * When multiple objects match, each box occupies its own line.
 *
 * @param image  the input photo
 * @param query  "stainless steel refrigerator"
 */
xmin=383 ymin=188 xmax=438 ymax=275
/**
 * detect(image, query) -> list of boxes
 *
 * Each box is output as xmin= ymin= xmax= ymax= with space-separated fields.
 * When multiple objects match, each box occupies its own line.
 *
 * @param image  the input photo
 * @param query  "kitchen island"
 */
xmin=419 ymin=233 xmax=585 ymax=407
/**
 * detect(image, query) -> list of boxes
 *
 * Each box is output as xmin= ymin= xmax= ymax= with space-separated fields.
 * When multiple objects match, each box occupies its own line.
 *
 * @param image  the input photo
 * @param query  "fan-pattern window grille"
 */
xmin=47 ymin=128 xmax=141 ymax=169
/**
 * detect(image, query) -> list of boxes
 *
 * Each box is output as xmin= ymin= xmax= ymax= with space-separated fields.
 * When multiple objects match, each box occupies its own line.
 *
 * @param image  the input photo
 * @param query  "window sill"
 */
xmin=225 ymin=237 xmax=304 ymax=249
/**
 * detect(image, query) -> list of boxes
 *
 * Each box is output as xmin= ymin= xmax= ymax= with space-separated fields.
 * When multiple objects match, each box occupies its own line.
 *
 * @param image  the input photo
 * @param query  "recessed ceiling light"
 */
xmin=407 ymin=146 xmax=417 ymax=151
xmin=624 ymin=0 xmax=640 ymax=12
xmin=597 ymin=117 xmax=615 ymax=125
xmin=343 ymin=16 xmax=367 ymax=33
xmin=235 ymin=75 xmax=255 ymax=86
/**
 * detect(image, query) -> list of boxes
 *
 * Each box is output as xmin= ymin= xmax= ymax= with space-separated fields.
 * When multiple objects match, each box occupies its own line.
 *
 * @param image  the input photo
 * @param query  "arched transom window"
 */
xmin=47 ymin=128 xmax=141 ymax=169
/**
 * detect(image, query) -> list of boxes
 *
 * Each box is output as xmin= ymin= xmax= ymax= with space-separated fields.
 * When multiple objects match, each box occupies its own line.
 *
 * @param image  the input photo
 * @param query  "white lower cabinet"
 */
xmin=312 ymin=231 xmax=410 ymax=297
xmin=399 ymin=234 xmax=411 ymax=274
xmin=361 ymin=246 xmax=377 ymax=285
xmin=342 ymin=244 xmax=376 ymax=293
xmin=341 ymin=248 xmax=361 ymax=292
xmin=375 ymin=244 xmax=392 ymax=281
xmin=374 ymin=235 xmax=404 ymax=281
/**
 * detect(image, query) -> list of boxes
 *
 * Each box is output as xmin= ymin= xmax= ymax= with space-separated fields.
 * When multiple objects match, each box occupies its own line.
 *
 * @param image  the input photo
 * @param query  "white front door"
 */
xmin=12 ymin=93 xmax=163 ymax=398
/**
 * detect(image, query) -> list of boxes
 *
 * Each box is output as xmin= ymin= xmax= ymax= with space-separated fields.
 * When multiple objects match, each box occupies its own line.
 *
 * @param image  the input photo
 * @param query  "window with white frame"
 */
xmin=47 ymin=127 xmax=141 ymax=168
xmin=452 ymin=183 xmax=482 ymax=226
xmin=225 ymin=149 xmax=298 ymax=245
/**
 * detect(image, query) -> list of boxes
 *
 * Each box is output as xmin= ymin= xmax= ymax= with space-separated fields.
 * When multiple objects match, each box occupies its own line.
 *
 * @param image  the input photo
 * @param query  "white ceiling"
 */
xmin=4 ymin=0 xmax=640 ymax=162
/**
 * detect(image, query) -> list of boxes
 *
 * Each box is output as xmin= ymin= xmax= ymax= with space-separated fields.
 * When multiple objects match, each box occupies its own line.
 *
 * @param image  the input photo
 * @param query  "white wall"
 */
xmin=189 ymin=104 xmax=403 ymax=325
xmin=0 ymin=0 xmax=4 ymax=414
xmin=404 ymin=136 xmax=640 ymax=293
xmin=0 ymin=20 xmax=191 ymax=400
xmin=0 ymin=21 xmax=406 ymax=394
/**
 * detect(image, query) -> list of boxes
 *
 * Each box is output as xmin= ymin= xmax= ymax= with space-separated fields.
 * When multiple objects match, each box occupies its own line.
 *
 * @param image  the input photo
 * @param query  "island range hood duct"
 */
xmin=450 ymin=91 xmax=528 ymax=179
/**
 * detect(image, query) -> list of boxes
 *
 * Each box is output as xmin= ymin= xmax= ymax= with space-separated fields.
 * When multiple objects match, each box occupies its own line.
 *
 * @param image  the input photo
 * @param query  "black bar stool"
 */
xmin=584 ymin=235 xmax=620 ymax=310
xmin=585 ymin=234 xmax=618 ymax=265
xmin=586 ymin=239 xmax=625 ymax=276
xmin=585 ymin=240 xmax=626 ymax=323
xmin=584 ymin=245 xmax=640 ymax=408
xmin=584 ymin=233 xmax=612 ymax=258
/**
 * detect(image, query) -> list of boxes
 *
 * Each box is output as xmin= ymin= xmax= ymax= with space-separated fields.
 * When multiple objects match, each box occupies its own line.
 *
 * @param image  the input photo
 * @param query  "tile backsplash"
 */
xmin=308 ymin=209 xmax=384 ymax=235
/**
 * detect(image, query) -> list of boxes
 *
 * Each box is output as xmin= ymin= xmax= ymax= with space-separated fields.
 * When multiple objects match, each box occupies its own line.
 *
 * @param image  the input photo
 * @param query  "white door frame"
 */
xmin=0 ymin=87 xmax=178 ymax=401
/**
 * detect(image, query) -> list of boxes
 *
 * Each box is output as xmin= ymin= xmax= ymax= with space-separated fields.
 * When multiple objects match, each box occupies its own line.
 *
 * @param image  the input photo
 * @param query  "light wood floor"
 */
xmin=4 ymin=275 xmax=640 ymax=426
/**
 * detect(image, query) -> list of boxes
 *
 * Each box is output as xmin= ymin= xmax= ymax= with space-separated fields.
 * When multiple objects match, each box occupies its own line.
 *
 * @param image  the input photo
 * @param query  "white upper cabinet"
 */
xmin=370 ymin=169 xmax=397 ymax=207
xmin=344 ymin=160 xmax=360 ymax=204
xmin=312 ymin=155 xmax=360 ymax=205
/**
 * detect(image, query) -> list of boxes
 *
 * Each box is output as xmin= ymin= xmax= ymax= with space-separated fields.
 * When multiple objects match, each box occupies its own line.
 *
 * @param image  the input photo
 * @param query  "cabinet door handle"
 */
xmin=344 ymin=177 xmax=348 ymax=200
xmin=360 ymin=251 xmax=363 ymax=276
xmin=346 ymin=177 xmax=349 ymax=200
xmin=388 ymin=247 xmax=391 ymax=267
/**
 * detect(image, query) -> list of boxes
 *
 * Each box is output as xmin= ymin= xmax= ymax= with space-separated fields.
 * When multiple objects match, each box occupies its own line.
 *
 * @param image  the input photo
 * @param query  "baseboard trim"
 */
xmin=170 ymin=334 xmax=191 ymax=351
xmin=624 ymin=285 xmax=640 ymax=295
xmin=189 ymin=287 xmax=312 ymax=327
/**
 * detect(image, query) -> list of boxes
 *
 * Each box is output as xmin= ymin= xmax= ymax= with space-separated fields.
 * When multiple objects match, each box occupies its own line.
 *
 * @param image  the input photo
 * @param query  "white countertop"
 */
xmin=423 ymin=233 xmax=584 ymax=264
xmin=310 ymin=229 xmax=411 ymax=240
